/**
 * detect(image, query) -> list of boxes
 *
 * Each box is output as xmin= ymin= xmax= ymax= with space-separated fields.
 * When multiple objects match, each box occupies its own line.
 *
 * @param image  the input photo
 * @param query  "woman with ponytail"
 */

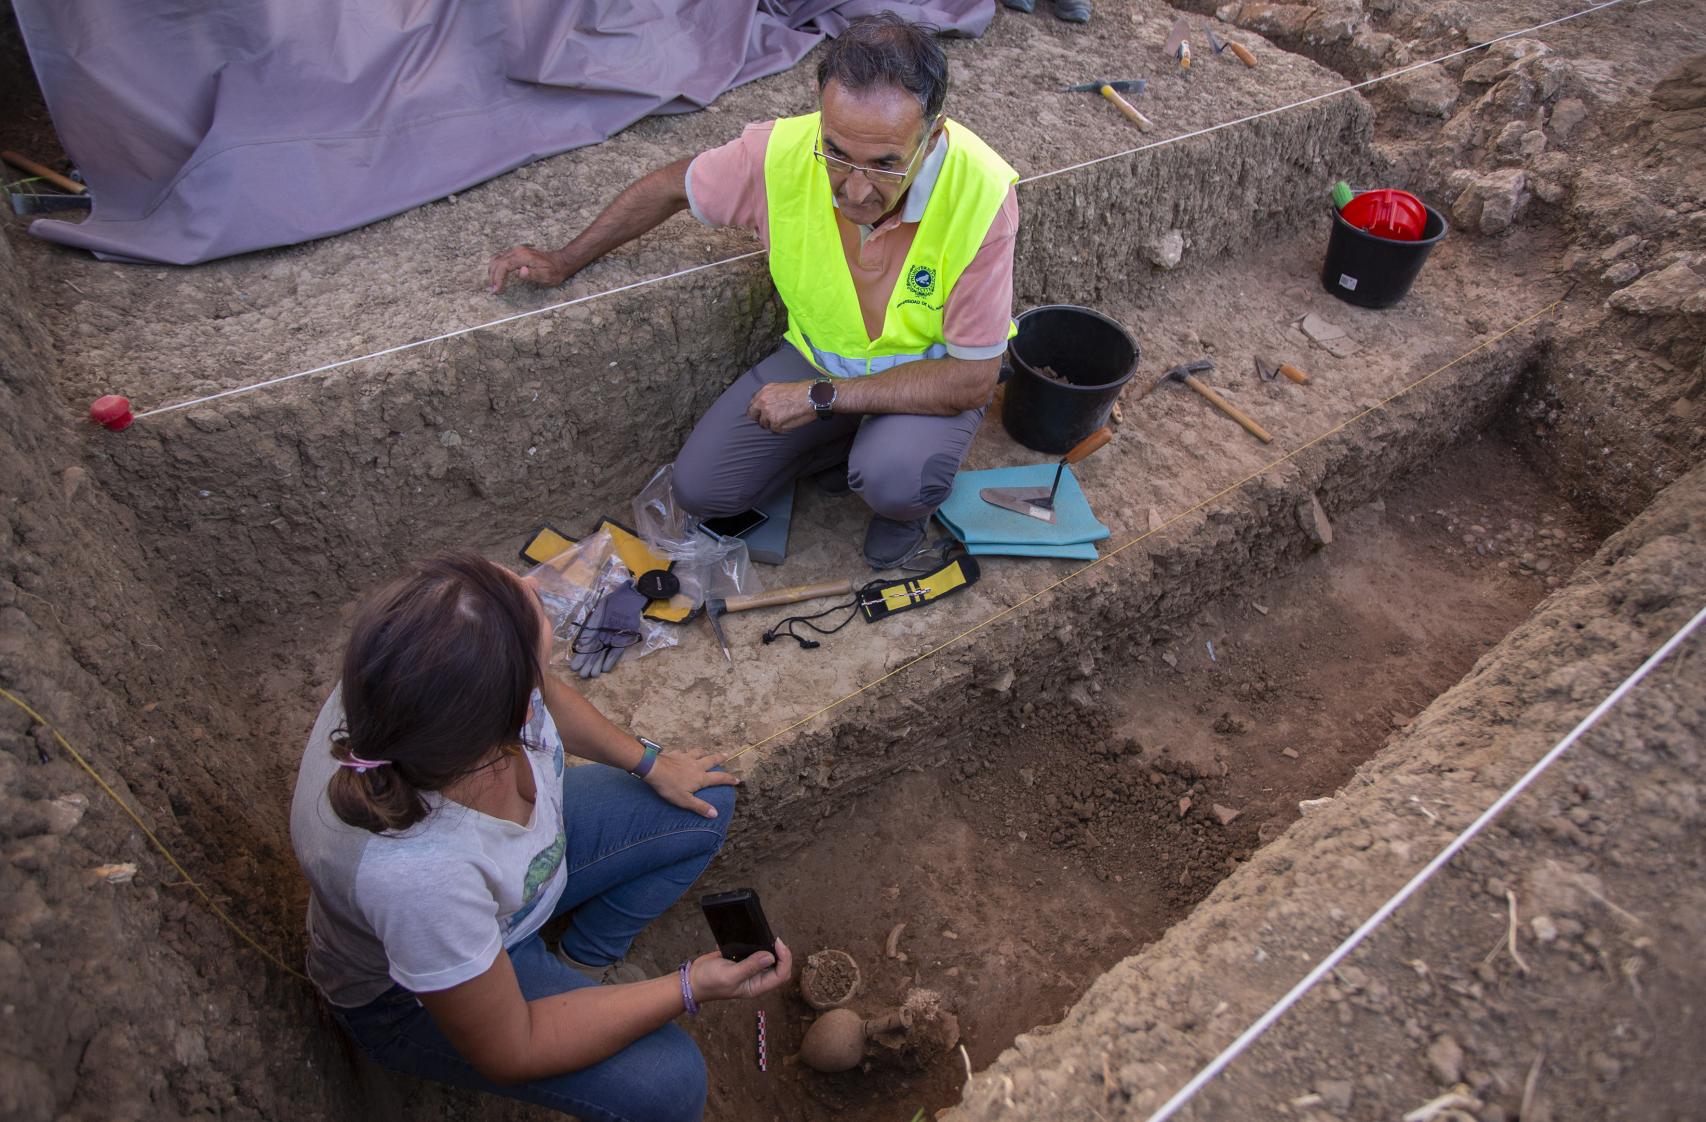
xmin=289 ymin=552 xmax=790 ymax=1122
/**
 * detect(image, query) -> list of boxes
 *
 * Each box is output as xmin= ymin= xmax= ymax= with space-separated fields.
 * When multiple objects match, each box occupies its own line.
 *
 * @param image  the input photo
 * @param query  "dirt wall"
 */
xmin=0 ymin=228 xmax=353 ymax=1120
xmin=945 ymin=460 xmax=1706 ymax=1121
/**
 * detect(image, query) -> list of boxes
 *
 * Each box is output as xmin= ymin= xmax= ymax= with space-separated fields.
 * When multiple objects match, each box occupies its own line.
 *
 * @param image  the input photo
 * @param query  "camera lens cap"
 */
xmin=635 ymin=569 xmax=680 ymax=600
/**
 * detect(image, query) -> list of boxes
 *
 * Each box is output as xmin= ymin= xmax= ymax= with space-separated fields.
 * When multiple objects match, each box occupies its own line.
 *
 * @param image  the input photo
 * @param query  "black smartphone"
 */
xmin=699 ymin=508 xmax=769 ymax=541
xmin=700 ymin=888 xmax=777 ymax=962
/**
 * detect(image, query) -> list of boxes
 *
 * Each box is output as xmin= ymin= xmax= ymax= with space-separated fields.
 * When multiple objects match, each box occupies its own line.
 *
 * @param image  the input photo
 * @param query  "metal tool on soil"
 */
xmin=1152 ymin=358 xmax=1273 ymax=443
xmin=1165 ymin=18 xmax=1193 ymax=70
xmin=1205 ymin=24 xmax=1258 ymax=68
xmin=704 ymin=579 xmax=857 ymax=664
xmin=981 ymin=426 xmax=1113 ymax=523
xmin=1256 ymin=357 xmax=1311 ymax=384
xmin=4 ymin=149 xmax=91 ymax=216
xmin=1063 ymin=79 xmax=1153 ymax=131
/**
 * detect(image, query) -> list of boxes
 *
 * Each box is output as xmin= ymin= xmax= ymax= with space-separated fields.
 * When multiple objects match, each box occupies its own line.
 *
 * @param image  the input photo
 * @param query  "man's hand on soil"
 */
xmin=645 ymin=749 xmax=740 ymax=818
xmin=746 ymin=380 xmax=819 ymax=433
xmin=488 ymin=245 xmax=572 ymax=294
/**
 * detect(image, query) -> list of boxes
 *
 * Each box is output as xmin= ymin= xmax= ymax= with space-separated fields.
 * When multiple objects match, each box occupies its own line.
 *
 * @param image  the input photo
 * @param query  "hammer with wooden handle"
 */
xmin=1062 ymin=79 xmax=1154 ymax=132
xmin=1155 ymin=358 xmax=1274 ymax=444
xmin=1 ymin=150 xmax=86 ymax=196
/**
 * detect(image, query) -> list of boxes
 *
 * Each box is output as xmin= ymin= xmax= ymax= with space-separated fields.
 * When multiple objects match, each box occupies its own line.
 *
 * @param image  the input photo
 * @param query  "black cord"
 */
xmin=762 ymin=592 xmax=864 ymax=651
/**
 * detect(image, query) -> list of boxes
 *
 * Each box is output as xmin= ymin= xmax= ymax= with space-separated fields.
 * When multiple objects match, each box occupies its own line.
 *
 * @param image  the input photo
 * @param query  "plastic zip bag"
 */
xmin=526 ymin=528 xmax=675 ymax=670
xmin=631 ymin=464 xmax=763 ymax=605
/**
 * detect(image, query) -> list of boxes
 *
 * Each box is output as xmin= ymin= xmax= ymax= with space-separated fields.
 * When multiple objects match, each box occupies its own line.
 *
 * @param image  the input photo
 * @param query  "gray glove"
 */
xmin=568 ymin=582 xmax=648 ymax=679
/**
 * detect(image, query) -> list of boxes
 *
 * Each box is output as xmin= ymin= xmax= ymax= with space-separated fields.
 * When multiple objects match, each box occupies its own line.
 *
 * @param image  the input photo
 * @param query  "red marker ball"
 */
xmin=90 ymin=395 xmax=134 ymax=431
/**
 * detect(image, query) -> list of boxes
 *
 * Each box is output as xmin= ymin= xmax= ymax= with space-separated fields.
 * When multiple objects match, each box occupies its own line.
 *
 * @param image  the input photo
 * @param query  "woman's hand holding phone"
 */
xmin=688 ymin=940 xmax=793 ymax=1003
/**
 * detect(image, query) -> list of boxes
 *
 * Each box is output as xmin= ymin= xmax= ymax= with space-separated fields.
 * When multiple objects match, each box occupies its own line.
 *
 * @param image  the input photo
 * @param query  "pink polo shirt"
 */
xmin=686 ymin=120 xmax=1020 ymax=362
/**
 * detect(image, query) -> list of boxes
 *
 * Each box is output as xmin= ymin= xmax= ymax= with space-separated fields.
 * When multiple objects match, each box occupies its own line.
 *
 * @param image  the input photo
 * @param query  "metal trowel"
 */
xmin=981 ymin=427 xmax=1114 ymax=523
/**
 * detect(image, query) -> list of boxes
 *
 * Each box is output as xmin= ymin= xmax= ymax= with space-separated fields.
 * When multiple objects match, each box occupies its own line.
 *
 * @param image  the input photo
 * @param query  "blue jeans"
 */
xmin=331 ymin=764 xmax=735 ymax=1122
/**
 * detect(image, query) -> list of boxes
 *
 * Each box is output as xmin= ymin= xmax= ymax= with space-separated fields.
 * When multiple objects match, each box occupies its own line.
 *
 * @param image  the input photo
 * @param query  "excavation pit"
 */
xmin=624 ymin=432 xmax=1598 ymax=1121
xmin=6 ymin=3 xmax=1704 ymax=1119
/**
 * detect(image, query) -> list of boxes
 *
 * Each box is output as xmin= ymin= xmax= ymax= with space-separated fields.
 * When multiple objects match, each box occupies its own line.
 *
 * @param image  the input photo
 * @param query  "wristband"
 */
xmin=630 ymin=737 xmax=660 ymax=779
xmin=679 ymin=961 xmax=700 ymax=1016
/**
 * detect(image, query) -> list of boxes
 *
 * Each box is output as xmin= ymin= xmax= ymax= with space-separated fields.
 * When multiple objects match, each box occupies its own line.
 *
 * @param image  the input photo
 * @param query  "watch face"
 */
xmin=809 ymin=380 xmax=836 ymax=407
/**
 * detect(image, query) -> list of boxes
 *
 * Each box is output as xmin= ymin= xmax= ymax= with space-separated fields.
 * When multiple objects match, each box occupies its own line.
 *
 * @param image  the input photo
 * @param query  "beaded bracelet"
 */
xmin=678 ymin=961 xmax=700 ymax=1016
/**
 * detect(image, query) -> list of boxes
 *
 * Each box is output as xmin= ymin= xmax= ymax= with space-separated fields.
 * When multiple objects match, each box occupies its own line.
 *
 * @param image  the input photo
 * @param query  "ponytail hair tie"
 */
xmin=337 ymin=753 xmax=392 ymax=774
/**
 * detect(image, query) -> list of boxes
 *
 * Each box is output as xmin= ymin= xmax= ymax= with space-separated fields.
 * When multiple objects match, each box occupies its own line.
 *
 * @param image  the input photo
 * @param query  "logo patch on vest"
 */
xmin=905 ymin=264 xmax=937 ymax=298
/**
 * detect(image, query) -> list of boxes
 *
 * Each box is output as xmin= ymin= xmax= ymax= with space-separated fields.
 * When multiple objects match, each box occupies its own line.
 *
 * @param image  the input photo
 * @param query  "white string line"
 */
xmin=1143 ymin=599 xmax=1706 ymax=1122
xmin=134 ymin=0 xmax=1637 ymax=421
xmin=133 ymin=251 xmax=764 ymax=419
xmin=1021 ymin=0 xmax=1634 ymax=185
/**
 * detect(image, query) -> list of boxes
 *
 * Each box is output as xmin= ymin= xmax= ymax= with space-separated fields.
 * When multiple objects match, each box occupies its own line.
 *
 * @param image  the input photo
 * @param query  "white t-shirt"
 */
xmin=289 ymin=686 xmax=570 ymax=1007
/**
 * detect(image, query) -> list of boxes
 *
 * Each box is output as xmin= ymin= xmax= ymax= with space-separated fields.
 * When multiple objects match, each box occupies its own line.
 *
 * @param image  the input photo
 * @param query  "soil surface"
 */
xmin=2 ymin=1 xmax=1701 ymax=1121
xmin=628 ymin=434 xmax=1595 ymax=1122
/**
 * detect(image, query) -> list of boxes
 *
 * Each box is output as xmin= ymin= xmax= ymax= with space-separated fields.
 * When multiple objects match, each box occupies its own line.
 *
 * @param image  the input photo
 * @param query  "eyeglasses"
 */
xmin=813 ymin=121 xmax=937 ymax=185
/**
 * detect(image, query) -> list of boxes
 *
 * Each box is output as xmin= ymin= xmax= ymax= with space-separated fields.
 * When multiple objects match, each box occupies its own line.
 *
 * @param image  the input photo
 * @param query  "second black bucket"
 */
xmin=1321 ymin=202 xmax=1448 ymax=309
xmin=1001 ymin=305 xmax=1139 ymax=454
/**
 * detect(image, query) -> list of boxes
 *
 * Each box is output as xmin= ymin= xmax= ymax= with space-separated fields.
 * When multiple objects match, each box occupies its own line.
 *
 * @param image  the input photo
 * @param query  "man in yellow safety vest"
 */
xmin=488 ymin=14 xmax=1019 ymax=569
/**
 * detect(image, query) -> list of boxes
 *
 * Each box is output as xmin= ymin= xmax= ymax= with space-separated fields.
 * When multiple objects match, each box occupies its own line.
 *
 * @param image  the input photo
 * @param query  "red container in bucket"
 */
xmin=1340 ymin=189 xmax=1427 ymax=241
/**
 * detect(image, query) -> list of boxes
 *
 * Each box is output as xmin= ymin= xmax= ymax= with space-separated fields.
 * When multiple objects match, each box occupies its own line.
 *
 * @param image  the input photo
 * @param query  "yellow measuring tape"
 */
xmin=1 ymin=294 xmax=1561 ymax=978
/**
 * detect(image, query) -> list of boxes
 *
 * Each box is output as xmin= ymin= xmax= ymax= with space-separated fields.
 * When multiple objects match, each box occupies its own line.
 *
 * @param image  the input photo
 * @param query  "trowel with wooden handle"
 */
xmin=980 ymin=427 xmax=1114 ymax=524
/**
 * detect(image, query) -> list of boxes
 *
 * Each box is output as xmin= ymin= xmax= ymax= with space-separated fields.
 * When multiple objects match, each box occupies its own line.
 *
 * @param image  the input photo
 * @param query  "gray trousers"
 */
xmin=672 ymin=345 xmax=987 ymax=522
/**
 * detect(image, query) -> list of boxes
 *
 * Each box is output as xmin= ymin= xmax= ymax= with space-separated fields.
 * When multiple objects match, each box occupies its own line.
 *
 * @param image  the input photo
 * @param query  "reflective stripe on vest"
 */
xmin=763 ymin=112 xmax=1017 ymax=378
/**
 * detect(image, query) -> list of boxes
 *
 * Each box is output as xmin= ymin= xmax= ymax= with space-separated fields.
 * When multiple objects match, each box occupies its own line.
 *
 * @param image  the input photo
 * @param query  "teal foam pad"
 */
xmin=744 ymin=478 xmax=795 ymax=566
xmin=958 ymin=538 xmax=1102 ymax=560
xmin=935 ymin=464 xmax=1110 ymax=558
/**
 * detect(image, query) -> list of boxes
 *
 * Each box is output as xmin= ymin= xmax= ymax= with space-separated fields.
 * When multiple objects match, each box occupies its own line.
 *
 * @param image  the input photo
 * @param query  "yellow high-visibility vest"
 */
xmin=762 ymin=111 xmax=1017 ymax=378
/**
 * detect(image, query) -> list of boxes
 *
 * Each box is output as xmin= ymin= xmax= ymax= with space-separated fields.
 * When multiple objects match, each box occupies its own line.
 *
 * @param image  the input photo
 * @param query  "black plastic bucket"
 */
xmin=1320 ymin=202 xmax=1448 ymax=309
xmin=1000 ymin=305 xmax=1139 ymax=454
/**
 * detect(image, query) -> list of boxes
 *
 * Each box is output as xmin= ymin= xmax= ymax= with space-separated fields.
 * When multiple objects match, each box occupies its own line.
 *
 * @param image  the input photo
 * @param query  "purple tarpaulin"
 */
xmin=13 ymin=0 xmax=994 ymax=265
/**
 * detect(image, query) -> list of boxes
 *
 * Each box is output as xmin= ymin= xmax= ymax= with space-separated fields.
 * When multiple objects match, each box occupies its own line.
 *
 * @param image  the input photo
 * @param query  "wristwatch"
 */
xmin=808 ymin=377 xmax=837 ymax=420
xmin=629 ymin=737 xmax=662 ymax=779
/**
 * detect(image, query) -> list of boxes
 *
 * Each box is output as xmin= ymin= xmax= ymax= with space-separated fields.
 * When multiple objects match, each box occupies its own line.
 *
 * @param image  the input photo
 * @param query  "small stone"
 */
xmin=92 ymin=862 xmax=138 ymax=885
xmin=1298 ymin=495 xmax=1334 ymax=547
xmin=1281 ymin=747 xmax=1300 ymax=759
xmin=1162 ymin=652 xmax=1178 ymax=669
xmin=1211 ymin=804 xmax=1242 ymax=826
xmin=1019 ymin=768 xmax=1036 ymax=788
xmin=61 ymin=466 xmax=88 ymax=501
xmin=1299 ymin=797 xmax=1334 ymax=816
xmin=1253 ymin=603 xmax=1269 ymax=615
xmin=1144 ymin=229 xmax=1186 ymax=270
xmin=1318 ymin=1079 xmax=1354 ymax=1112
xmin=1532 ymin=914 xmax=1559 ymax=943
xmin=1393 ymin=67 xmax=1459 ymax=117
xmin=438 ymin=430 xmax=463 ymax=448
xmin=1550 ymin=97 xmax=1588 ymax=140
xmin=942 ymin=929 xmax=959 ymax=940
xmin=1602 ymin=261 xmax=1641 ymax=286
xmin=1300 ymin=313 xmax=1358 ymax=358
xmin=1427 ymin=1034 xmax=1465 ymax=1085
xmin=1600 ymin=234 xmax=1641 ymax=263
xmin=1178 ymin=796 xmax=1192 ymax=818
xmin=1608 ymin=259 xmax=1706 ymax=317
xmin=42 ymin=794 xmax=89 ymax=835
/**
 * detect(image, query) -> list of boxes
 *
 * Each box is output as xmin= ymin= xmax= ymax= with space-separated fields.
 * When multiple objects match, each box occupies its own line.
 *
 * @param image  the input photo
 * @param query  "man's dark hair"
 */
xmin=816 ymin=13 xmax=949 ymax=124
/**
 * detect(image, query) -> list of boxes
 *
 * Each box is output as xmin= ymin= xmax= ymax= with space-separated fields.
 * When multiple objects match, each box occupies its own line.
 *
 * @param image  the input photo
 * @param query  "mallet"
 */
xmin=1063 ymin=80 xmax=1153 ymax=132
xmin=1154 ymin=358 xmax=1273 ymax=444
